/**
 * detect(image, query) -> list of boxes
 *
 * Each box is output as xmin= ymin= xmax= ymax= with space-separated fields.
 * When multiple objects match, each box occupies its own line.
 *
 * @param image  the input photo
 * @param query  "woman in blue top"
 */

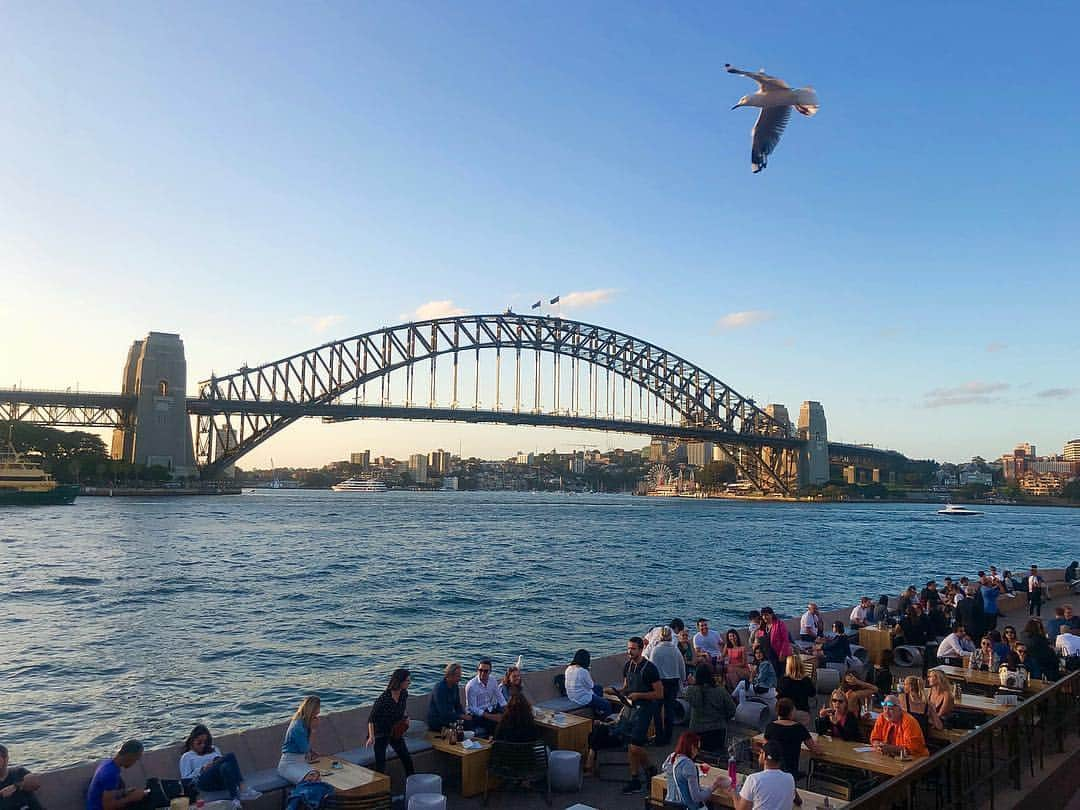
xmin=277 ymin=696 xmax=322 ymax=784
xmin=661 ymin=732 xmax=720 ymax=809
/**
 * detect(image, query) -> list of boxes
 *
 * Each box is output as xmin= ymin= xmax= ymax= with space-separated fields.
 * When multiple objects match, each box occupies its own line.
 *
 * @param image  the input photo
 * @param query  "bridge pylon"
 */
xmin=110 ymin=332 xmax=197 ymax=477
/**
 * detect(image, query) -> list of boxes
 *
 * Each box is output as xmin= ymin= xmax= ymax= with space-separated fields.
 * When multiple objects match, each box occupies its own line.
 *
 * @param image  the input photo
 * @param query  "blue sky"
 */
xmin=2 ymin=2 xmax=1078 ymax=466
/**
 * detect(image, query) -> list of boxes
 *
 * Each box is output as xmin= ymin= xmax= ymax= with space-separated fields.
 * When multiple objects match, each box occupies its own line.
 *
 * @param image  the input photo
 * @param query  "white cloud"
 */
xmin=1036 ymin=387 xmax=1075 ymax=400
xmin=409 ymin=300 xmax=468 ymax=320
xmin=559 ymin=288 xmax=618 ymax=310
xmin=923 ymin=381 xmax=1010 ymax=408
xmin=292 ymin=314 xmax=345 ymax=333
xmin=716 ymin=310 xmax=775 ymax=330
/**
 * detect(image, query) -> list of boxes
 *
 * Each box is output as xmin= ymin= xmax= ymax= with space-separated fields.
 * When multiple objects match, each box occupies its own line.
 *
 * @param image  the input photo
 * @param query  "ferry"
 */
xmin=331 ymin=477 xmax=388 ymax=493
xmin=937 ymin=503 xmax=982 ymax=516
xmin=0 ymin=439 xmax=80 ymax=506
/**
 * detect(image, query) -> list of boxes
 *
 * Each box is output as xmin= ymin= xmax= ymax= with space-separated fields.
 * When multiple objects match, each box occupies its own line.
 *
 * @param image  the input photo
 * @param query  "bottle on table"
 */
xmin=728 ymin=752 xmax=738 ymax=789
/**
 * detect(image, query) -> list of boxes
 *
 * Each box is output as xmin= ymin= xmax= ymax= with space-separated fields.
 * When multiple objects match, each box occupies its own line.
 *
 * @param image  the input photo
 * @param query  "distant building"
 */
xmin=514 ymin=451 xmax=536 ymax=465
xmin=428 ymin=448 xmax=451 ymax=475
xmin=959 ymin=468 xmax=994 ymax=487
xmin=1019 ymin=471 xmax=1069 ymax=497
xmin=686 ymin=441 xmax=715 ymax=468
xmin=350 ymin=450 xmax=370 ymax=468
xmin=568 ymin=455 xmax=586 ymax=475
xmin=765 ymin=404 xmax=791 ymax=436
xmin=408 ymin=454 xmax=428 ymax=483
xmin=1064 ymin=439 xmax=1080 ymax=462
xmin=441 ymin=476 xmax=459 ymax=491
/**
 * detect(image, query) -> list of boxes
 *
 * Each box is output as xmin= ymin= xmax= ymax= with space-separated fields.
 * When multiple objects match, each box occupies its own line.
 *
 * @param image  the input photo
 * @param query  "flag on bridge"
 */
xmin=531 ymin=300 xmax=541 ymax=309
xmin=549 ymin=296 xmax=560 ymax=305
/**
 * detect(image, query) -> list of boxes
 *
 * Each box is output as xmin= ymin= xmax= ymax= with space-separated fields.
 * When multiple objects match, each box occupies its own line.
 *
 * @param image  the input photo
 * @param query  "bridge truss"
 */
xmin=0 ymin=390 xmax=133 ymax=428
xmin=195 ymin=314 xmax=803 ymax=491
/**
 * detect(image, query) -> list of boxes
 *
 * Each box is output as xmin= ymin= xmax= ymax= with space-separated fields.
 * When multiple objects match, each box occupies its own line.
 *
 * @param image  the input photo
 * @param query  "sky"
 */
xmin=2 ymin=2 xmax=1078 ymax=467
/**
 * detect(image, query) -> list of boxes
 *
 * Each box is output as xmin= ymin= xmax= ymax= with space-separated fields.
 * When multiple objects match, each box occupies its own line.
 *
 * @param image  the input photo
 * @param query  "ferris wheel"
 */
xmin=646 ymin=463 xmax=673 ymax=489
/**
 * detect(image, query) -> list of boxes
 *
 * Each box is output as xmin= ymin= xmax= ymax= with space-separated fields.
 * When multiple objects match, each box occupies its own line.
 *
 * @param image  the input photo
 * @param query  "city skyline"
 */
xmin=3 ymin=3 xmax=1078 ymax=467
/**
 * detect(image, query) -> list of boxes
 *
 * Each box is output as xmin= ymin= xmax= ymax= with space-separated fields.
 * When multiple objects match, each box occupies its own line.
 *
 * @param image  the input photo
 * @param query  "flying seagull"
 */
xmin=726 ymin=64 xmax=819 ymax=173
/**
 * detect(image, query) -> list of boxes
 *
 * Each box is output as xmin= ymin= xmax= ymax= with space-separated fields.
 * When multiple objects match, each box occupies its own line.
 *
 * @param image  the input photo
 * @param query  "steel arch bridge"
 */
xmin=195 ymin=313 xmax=805 ymax=491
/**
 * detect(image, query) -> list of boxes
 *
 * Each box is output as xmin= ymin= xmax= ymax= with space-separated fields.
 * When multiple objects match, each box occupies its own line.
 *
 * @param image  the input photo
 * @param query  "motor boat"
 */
xmin=937 ymin=503 xmax=982 ymax=516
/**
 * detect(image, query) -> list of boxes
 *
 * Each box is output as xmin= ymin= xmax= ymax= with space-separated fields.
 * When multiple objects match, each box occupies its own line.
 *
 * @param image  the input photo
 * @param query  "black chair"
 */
xmin=324 ymin=793 xmax=393 ymax=810
xmin=483 ymin=739 xmax=550 ymax=806
xmin=644 ymin=798 xmax=686 ymax=810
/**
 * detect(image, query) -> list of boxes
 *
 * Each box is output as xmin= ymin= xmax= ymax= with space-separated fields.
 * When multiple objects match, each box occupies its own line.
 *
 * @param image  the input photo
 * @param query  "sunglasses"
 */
xmin=478 ymin=667 xmax=491 ymax=673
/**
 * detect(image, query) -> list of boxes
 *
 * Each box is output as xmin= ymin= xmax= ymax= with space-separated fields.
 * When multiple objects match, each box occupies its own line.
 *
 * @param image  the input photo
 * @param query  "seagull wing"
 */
xmin=725 ymin=63 xmax=790 ymax=91
xmin=750 ymin=105 xmax=791 ymax=173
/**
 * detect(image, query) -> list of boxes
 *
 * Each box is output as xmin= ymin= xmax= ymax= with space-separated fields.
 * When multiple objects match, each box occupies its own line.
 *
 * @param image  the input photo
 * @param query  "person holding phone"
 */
xmin=278 ymin=696 xmax=322 ymax=784
xmin=86 ymin=740 xmax=149 ymax=810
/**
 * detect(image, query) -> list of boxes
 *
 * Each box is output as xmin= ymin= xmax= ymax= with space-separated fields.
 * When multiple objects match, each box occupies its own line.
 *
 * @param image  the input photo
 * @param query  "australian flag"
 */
xmin=549 ymin=296 xmax=560 ymax=305
xmin=531 ymin=300 xmax=541 ymax=309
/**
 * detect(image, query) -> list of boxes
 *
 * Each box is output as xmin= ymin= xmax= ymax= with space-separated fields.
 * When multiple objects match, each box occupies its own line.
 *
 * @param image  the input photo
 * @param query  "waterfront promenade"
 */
xmin=23 ymin=566 xmax=1079 ymax=810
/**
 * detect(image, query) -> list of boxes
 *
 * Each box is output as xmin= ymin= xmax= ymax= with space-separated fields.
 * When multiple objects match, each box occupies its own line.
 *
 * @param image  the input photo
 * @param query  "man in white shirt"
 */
xmin=1027 ymin=565 xmax=1045 ymax=617
xmin=693 ymin=618 xmax=723 ymax=661
xmin=735 ymin=740 xmax=794 ymax=810
xmin=849 ymin=596 xmax=874 ymax=628
xmin=644 ymin=618 xmax=685 ymax=655
xmin=464 ymin=658 xmax=506 ymax=734
xmin=937 ymin=625 xmax=975 ymax=665
xmin=799 ymin=602 xmax=824 ymax=641
xmin=1055 ymin=627 xmax=1080 ymax=657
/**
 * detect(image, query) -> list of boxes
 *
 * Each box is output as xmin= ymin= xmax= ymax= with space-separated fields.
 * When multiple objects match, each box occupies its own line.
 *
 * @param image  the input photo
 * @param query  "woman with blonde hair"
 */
xmin=898 ymin=676 xmax=930 ymax=735
xmin=815 ymin=689 xmax=861 ymax=740
xmin=776 ymin=655 xmax=814 ymax=727
xmin=925 ymin=670 xmax=954 ymax=730
xmin=277 ymin=696 xmax=322 ymax=784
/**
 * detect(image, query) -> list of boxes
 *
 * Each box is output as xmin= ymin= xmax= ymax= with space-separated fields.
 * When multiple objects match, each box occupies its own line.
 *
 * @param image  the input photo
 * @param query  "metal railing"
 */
xmin=845 ymin=669 xmax=1080 ymax=809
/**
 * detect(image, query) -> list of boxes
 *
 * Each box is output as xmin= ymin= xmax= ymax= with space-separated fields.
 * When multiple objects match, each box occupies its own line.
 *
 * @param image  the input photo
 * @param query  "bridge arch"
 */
xmin=195 ymin=314 xmax=801 ymax=490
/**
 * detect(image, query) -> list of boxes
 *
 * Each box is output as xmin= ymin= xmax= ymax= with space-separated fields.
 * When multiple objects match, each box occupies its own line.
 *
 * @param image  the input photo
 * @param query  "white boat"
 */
xmin=937 ymin=503 xmax=982 ymax=516
xmin=331 ymin=477 xmax=388 ymax=493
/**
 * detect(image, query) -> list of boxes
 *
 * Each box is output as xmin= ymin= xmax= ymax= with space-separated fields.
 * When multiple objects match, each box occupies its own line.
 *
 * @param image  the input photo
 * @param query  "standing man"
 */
xmin=1027 ymin=565 xmax=1045 ymax=617
xmin=646 ymin=626 xmax=685 ymax=746
xmin=735 ymin=741 xmax=795 ymax=810
xmin=980 ymin=575 xmax=1002 ymax=632
xmin=464 ymin=658 xmax=507 ymax=735
xmin=426 ymin=662 xmax=467 ymax=732
xmin=619 ymin=636 xmax=663 ymax=795
xmin=86 ymin=740 xmax=148 ymax=810
xmin=0 ymin=745 xmax=42 ymax=810
xmin=799 ymin=602 xmax=823 ymax=642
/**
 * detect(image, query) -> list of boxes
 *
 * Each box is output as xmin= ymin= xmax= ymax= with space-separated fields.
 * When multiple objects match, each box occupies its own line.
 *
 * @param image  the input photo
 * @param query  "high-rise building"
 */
xmin=1015 ymin=443 xmax=1036 ymax=459
xmin=350 ymin=450 xmax=370 ymax=468
xmin=428 ymin=448 xmax=451 ymax=475
xmin=514 ymin=451 xmax=536 ymax=466
xmin=686 ymin=441 xmax=715 ymax=468
xmin=798 ymin=401 xmax=829 ymax=486
xmin=1064 ymin=440 xmax=1080 ymax=461
xmin=408 ymin=453 xmax=428 ymax=483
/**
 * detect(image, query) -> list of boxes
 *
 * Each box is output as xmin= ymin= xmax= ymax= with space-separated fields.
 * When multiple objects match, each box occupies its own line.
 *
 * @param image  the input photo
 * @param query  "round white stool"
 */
xmin=549 ymin=749 xmax=582 ymax=792
xmin=408 ymin=795 xmax=446 ymax=810
xmin=405 ymin=773 xmax=442 ymax=802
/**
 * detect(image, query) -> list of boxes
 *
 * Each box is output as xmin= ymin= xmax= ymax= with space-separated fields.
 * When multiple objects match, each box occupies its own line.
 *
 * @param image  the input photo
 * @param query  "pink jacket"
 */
xmin=769 ymin=620 xmax=792 ymax=661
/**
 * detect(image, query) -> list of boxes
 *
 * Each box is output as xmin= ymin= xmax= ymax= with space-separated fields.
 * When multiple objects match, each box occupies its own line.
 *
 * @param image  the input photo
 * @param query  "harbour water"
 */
xmin=1 ymin=491 xmax=1076 ymax=770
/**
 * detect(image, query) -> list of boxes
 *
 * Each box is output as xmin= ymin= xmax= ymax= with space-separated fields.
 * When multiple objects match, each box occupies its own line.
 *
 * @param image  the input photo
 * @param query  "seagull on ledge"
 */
xmin=726 ymin=64 xmax=819 ymax=173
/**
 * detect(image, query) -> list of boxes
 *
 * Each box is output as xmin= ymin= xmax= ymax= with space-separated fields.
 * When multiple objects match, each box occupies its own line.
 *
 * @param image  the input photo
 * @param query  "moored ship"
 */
xmin=330 ymin=477 xmax=388 ymax=493
xmin=0 ymin=440 xmax=80 ymax=505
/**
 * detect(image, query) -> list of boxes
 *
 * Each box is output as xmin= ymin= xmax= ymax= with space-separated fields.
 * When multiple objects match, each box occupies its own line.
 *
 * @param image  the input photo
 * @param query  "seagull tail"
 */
xmin=794 ymin=87 xmax=820 ymax=117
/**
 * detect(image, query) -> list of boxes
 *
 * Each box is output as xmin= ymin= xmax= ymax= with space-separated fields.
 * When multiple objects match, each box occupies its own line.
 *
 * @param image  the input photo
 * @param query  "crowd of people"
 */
xmin=7 ymin=562 xmax=1078 ymax=810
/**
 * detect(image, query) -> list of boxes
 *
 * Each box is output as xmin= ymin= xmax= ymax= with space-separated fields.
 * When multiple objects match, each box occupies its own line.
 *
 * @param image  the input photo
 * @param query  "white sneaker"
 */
xmin=232 ymin=800 xmax=243 ymax=810
xmin=238 ymin=788 xmax=263 ymax=801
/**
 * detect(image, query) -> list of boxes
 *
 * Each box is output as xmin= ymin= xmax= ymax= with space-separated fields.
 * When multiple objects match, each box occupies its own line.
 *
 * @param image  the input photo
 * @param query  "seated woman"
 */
xmin=564 ymin=649 xmax=612 ymax=717
xmin=493 ymin=695 xmax=540 ymax=744
xmin=839 ymin=672 xmax=876 ymax=716
xmin=897 ymin=676 xmax=930 ymax=736
xmin=731 ymin=645 xmax=777 ymax=708
xmin=722 ymin=629 xmax=750 ymax=690
xmin=499 ymin=665 xmax=528 ymax=703
xmin=925 ymin=670 xmax=954 ymax=731
xmin=277 ymin=695 xmax=322 ymax=784
xmin=676 ymin=628 xmax=696 ymax=670
xmin=180 ymin=725 xmax=261 ymax=802
xmin=776 ymin=655 xmax=815 ymax=727
xmin=990 ymin=629 xmax=1010 ymax=663
xmin=815 ymin=689 xmax=861 ymax=740
xmin=1021 ymin=619 xmax=1059 ymax=680
xmin=968 ymin=637 xmax=1000 ymax=672
xmin=684 ymin=664 xmax=736 ymax=754
xmin=661 ymin=732 xmax=724 ymax=810
xmin=366 ymin=668 xmax=415 ymax=777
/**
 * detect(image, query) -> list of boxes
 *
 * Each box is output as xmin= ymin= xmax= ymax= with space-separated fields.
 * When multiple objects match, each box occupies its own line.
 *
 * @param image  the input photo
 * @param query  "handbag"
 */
xmin=390 ymin=718 xmax=410 ymax=739
xmin=146 ymin=778 xmax=190 ymax=808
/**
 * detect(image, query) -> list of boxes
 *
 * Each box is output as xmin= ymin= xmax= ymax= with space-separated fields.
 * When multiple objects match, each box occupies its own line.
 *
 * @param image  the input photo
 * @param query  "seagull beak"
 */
xmin=731 ymin=103 xmax=740 ymax=110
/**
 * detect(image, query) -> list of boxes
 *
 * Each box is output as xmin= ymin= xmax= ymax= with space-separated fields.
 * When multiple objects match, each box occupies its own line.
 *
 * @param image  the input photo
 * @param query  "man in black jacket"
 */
xmin=955 ymin=585 xmax=986 ymax=641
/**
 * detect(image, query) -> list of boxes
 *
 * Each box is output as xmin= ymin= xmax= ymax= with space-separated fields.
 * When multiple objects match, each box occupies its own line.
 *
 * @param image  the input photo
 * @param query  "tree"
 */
xmin=1063 ymin=479 xmax=1080 ymax=502
xmin=697 ymin=461 xmax=737 ymax=487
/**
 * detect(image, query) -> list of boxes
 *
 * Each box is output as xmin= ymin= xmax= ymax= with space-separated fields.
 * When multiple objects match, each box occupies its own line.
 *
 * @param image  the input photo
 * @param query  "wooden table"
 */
xmin=425 ymin=733 xmax=492 ymax=797
xmin=858 ymin=627 xmax=893 ymax=666
xmin=932 ymin=665 xmax=1050 ymax=695
xmin=532 ymin=709 xmax=592 ymax=757
xmin=308 ymin=755 xmax=390 ymax=797
xmin=955 ymin=692 xmax=1011 ymax=715
xmin=650 ymin=768 xmax=848 ymax=808
xmin=752 ymin=733 xmax=923 ymax=778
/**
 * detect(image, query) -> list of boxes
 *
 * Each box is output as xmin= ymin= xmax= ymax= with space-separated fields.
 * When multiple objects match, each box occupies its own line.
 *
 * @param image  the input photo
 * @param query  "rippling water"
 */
xmin=1 ymin=491 xmax=1076 ymax=769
